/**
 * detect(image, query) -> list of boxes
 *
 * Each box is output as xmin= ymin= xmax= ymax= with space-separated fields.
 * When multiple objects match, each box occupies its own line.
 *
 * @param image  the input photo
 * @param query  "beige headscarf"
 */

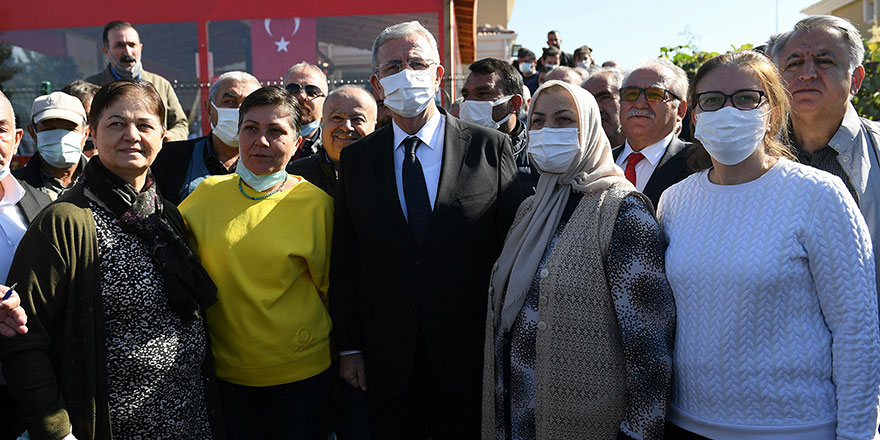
xmin=491 ymin=80 xmax=631 ymax=332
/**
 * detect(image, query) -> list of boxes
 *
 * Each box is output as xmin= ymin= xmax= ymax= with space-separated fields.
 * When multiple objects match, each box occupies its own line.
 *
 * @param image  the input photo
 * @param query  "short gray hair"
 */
xmin=371 ymin=21 xmax=440 ymax=73
xmin=209 ymin=71 xmax=260 ymax=103
xmin=623 ymin=58 xmax=688 ymax=103
xmin=767 ymin=15 xmax=865 ymax=71
xmin=583 ymin=66 xmax=624 ymax=89
xmin=283 ymin=62 xmax=329 ymax=92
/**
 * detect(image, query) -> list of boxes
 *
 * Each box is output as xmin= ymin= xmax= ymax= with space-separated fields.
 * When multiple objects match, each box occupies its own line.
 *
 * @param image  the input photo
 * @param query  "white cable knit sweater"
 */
xmin=657 ymin=158 xmax=880 ymax=440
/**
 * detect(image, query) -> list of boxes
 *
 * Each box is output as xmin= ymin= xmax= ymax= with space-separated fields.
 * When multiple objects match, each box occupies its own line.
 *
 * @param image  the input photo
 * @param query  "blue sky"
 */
xmin=508 ymin=0 xmax=821 ymax=68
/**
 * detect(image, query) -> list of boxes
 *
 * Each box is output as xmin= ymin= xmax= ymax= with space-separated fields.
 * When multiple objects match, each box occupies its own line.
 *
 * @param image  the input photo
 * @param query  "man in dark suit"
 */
xmin=614 ymin=59 xmax=693 ymax=208
xmin=330 ymin=21 xmax=522 ymax=439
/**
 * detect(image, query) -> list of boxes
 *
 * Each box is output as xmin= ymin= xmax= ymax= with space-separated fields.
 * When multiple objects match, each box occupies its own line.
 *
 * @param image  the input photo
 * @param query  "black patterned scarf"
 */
xmin=83 ymin=157 xmax=217 ymax=320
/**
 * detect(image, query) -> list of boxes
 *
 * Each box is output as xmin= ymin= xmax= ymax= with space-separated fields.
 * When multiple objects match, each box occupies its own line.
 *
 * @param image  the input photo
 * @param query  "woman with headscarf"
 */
xmin=0 ymin=80 xmax=222 ymax=439
xmin=482 ymin=80 xmax=676 ymax=440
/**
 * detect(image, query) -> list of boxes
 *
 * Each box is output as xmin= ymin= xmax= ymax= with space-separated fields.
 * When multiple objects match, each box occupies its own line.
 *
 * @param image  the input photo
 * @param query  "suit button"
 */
xmin=537 ymin=321 xmax=547 ymax=331
xmin=842 ymin=155 xmax=851 ymax=162
xmin=488 ymin=287 xmax=494 ymax=295
xmin=415 ymin=260 xmax=422 ymax=266
xmin=539 ymin=268 xmax=549 ymax=278
xmin=493 ymin=262 xmax=499 ymax=271
xmin=539 ymin=295 xmax=548 ymax=305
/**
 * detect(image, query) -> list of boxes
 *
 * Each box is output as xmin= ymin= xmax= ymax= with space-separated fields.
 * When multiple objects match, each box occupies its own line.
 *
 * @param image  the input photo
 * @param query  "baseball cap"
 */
xmin=31 ymin=92 xmax=87 ymax=125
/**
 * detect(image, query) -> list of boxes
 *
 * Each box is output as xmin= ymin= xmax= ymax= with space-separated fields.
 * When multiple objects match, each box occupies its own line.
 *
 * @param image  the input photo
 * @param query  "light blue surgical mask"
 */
xmin=36 ymin=128 xmax=84 ymax=168
xmin=300 ymin=120 xmax=320 ymax=137
xmin=236 ymin=158 xmax=288 ymax=192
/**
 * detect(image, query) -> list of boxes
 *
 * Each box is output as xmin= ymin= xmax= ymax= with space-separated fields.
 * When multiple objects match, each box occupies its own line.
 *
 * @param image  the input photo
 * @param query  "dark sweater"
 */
xmin=0 ymin=183 xmax=225 ymax=440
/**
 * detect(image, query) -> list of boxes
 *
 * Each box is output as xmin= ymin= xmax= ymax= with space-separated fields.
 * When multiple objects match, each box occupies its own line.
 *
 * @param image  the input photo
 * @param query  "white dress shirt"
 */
xmin=616 ymin=131 xmax=675 ymax=192
xmin=0 ymin=175 xmax=28 ymax=283
xmin=392 ymin=111 xmax=446 ymax=220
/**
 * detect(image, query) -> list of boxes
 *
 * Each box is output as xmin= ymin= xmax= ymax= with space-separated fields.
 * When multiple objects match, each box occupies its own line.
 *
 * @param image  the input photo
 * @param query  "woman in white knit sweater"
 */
xmin=658 ymin=50 xmax=880 ymax=439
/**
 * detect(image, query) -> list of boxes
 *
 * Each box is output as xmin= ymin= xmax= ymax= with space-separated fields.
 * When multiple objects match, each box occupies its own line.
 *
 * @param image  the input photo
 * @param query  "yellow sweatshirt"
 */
xmin=179 ymin=174 xmax=333 ymax=387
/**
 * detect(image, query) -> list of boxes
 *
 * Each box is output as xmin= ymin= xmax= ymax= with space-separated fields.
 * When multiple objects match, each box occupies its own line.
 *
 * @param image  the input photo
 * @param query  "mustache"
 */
xmin=626 ymin=108 xmax=655 ymax=119
xmin=119 ymin=55 xmax=137 ymax=63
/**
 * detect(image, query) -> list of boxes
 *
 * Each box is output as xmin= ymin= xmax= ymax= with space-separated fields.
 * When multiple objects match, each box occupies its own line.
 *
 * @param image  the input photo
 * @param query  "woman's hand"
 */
xmin=0 ymin=285 xmax=28 ymax=337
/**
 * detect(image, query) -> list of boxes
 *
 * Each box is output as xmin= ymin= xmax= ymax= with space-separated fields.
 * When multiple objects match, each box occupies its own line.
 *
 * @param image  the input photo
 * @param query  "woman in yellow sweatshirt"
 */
xmin=179 ymin=86 xmax=334 ymax=439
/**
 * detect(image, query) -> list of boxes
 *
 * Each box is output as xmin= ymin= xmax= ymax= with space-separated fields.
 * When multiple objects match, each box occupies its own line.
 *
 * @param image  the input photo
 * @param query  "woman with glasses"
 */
xmin=658 ymin=51 xmax=880 ymax=439
xmin=483 ymin=80 xmax=676 ymax=440
xmin=180 ymin=86 xmax=334 ymax=438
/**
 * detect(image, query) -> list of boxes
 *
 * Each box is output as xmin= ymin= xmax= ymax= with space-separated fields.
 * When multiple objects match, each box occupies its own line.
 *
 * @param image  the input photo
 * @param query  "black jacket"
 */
xmin=612 ymin=137 xmax=693 ymax=208
xmin=287 ymin=148 xmax=337 ymax=198
xmin=152 ymin=134 xmax=235 ymax=205
xmin=329 ymin=112 xmax=523 ymax=398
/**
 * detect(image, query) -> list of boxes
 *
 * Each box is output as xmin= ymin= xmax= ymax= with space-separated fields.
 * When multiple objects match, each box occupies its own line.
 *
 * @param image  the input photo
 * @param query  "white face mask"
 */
xmin=544 ymin=63 xmax=559 ymax=70
xmin=36 ymin=128 xmax=84 ymax=168
xmin=694 ymin=106 xmax=768 ymax=166
xmin=459 ymin=95 xmax=513 ymax=129
xmin=519 ymin=62 xmax=535 ymax=75
xmin=576 ymin=61 xmax=590 ymax=69
xmin=527 ymin=127 xmax=580 ymax=173
xmin=379 ymin=68 xmax=438 ymax=118
xmin=300 ymin=120 xmax=320 ymax=137
xmin=210 ymin=102 xmax=240 ymax=147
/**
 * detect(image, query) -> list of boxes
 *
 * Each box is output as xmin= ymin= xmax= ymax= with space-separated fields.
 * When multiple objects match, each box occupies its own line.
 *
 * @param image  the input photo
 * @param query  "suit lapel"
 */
xmin=424 ymin=113 xmax=470 ymax=243
xmin=369 ymin=125 xmax=415 ymax=248
xmin=645 ymin=137 xmax=685 ymax=191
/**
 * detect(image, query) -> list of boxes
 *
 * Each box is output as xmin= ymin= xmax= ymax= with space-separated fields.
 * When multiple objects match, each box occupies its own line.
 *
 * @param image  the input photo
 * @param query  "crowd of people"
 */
xmin=0 ymin=12 xmax=876 ymax=440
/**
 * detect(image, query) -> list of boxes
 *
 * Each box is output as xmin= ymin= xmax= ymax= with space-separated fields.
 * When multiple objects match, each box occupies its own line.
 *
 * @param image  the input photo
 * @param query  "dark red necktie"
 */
xmin=624 ymin=152 xmax=645 ymax=186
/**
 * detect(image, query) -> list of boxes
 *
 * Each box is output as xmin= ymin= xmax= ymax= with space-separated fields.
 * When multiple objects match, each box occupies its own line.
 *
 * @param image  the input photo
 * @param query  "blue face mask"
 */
xmin=300 ymin=120 xmax=320 ymax=137
xmin=236 ymin=158 xmax=288 ymax=192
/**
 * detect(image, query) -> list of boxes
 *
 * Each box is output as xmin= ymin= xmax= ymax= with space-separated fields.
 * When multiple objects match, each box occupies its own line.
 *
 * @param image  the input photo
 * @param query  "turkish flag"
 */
xmin=250 ymin=17 xmax=318 ymax=82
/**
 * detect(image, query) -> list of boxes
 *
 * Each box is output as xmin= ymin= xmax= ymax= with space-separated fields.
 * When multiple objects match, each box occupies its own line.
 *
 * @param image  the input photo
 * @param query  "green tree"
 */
xmin=853 ymin=40 xmax=880 ymax=120
xmin=0 ymin=42 xmax=23 ymax=94
xmin=659 ymin=44 xmax=754 ymax=81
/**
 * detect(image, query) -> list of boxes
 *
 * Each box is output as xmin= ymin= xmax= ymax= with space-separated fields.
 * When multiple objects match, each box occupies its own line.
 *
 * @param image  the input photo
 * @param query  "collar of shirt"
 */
xmin=827 ymin=103 xmax=861 ymax=155
xmin=39 ymin=154 xmax=84 ymax=191
xmin=0 ymin=175 xmax=26 ymax=208
xmin=618 ymin=130 xmax=675 ymax=167
xmin=204 ymin=133 xmax=235 ymax=174
xmin=392 ymin=110 xmax=444 ymax=152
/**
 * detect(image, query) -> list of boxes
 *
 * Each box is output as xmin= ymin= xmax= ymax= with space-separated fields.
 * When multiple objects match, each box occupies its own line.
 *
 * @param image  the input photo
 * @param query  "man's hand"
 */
xmin=0 ymin=285 xmax=27 ymax=337
xmin=340 ymin=353 xmax=367 ymax=391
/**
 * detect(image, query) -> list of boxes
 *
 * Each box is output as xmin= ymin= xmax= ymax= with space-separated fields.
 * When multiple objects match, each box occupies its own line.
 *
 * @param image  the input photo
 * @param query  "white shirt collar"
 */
xmin=392 ymin=109 xmax=444 ymax=151
xmin=620 ymin=130 xmax=676 ymax=166
xmin=0 ymin=175 xmax=26 ymax=208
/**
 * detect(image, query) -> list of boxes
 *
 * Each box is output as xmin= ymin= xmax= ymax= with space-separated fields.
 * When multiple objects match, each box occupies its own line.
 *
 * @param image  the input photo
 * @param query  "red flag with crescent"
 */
xmin=250 ymin=17 xmax=317 ymax=82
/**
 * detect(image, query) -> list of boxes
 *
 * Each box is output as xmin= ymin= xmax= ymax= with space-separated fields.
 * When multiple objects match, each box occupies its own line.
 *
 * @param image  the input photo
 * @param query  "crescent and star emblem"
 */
xmin=264 ymin=18 xmax=302 ymax=53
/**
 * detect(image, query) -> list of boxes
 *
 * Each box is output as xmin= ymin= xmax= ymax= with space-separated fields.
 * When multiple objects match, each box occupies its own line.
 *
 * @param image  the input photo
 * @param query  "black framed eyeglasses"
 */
xmin=285 ymin=82 xmax=325 ymax=99
xmin=695 ymin=90 xmax=766 ymax=112
xmin=619 ymin=86 xmax=680 ymax=102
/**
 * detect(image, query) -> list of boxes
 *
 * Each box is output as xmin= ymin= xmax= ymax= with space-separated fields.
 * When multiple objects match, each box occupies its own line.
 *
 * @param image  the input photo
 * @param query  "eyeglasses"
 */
xmin=619 ymin=86 xmax=680 ymax=102
xmin=695 ymin=90 xmax=766 ymax=112
xmin=285 ymin=83 xmax=325 ymax=99
xmin=377 ymin=58 xmax=435 ymax=77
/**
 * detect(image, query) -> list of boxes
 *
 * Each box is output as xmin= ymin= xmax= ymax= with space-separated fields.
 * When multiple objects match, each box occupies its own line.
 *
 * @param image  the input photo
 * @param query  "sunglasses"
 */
xmin=695 ymin=90 xmax=766 ymax=112
xmin=619 ymin=86 xmax=680 ymax=102
xmin=285 ymin=82 xmax=325 ymax=99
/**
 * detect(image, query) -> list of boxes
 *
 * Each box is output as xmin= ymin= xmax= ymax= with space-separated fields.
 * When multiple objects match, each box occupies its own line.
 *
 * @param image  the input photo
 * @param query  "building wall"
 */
xmin=476 ymin=0 xmax=515 ymax=28
xmin=834 ymin=1 xmax=871 ymax=33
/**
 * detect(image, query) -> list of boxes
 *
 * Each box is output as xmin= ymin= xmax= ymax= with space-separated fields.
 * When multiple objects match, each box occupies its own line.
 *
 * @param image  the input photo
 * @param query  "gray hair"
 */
xmin=583 ymin=66 xmax=624 ymax=89
xmin=209 ymin=71 xmax=260 ymax=103
xmin=767 ymin=15 xmax=865 ymax=71
xmin=283 ymin=62 xmax=329 ymax=92
xmin=623 ymin=58 xmax=689 ymax=102
xmin=371 ymin=21 xmax=440 ymax=73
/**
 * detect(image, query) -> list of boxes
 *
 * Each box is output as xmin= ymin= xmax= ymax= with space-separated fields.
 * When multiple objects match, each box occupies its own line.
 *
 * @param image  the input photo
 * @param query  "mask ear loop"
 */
xmin=492 ymin=95 xmax=515 ymax=128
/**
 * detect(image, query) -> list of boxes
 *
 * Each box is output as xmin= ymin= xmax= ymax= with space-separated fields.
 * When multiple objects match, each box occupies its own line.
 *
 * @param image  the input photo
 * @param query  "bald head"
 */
xmin=0 ymin=91 xmax=23 ymax=171
xmin=544 ymin=66 xmax=583 ymax=85
xmin=322 ymin=86 xmax=377 ymax=164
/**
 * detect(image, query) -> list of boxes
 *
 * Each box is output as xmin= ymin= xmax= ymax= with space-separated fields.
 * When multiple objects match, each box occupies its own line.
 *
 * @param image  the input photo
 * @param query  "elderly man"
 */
xmin=152 ymin=71 xmax=260 ymax=204
xmin=614 ymin=59 xmax=692 ymax=208
xmin=86 ymin=21 xmax=189 ymax=141
xmin=330 ymin=21 xmax=522 ymax=439
xmin=288 ymin=85 xmax=377 ymax=198
xmin=461 ymin=57 xmax=538 ymax=195
xmin=768 ymin=15 xmax=880 ymax=303
xmin=284 ymin=62 xmax=329 ymax=161
xmin=583 ymin=66 xmax=626 ymax=147
xmin=544 ymin=65 xmax=583 ymax=85
xmin=15 ymin=92 xmax=88 ymax=208
xmin=0 ymin=91 xmax=35 ymax=440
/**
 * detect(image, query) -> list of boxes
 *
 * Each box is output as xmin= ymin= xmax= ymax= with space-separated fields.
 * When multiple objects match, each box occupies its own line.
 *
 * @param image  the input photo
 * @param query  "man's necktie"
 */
xmin=402 ymin=136 xmax=431 ymax=243
xmin=624 ymin=152 xmax=645 ymax=186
